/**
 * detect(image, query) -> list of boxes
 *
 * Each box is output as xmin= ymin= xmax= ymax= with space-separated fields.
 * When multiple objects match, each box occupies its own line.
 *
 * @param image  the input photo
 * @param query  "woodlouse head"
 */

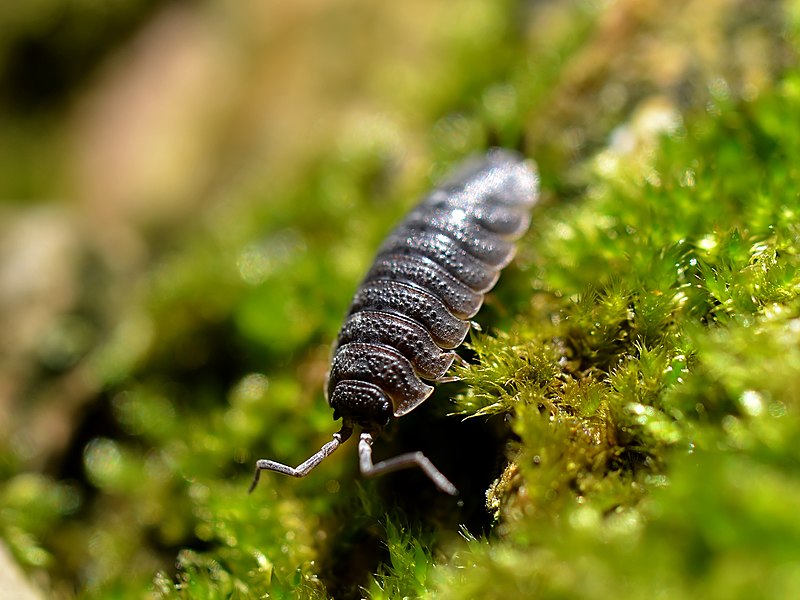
xmin=329 ymin=380 xmax=392 ymax=427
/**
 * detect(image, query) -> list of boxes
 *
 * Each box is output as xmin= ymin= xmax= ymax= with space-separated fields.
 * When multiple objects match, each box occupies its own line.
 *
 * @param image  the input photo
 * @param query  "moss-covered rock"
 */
xmin=1 ymin=1 xmax=799 ymax=598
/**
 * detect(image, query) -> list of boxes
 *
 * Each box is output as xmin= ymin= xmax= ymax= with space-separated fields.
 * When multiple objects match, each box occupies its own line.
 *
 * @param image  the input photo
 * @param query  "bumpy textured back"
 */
xmin=327 ymin=149 xmax=539 ymax=420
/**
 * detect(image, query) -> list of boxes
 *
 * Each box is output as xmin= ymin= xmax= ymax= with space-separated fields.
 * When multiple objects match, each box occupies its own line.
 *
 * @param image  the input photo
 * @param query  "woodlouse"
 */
xmin=249 ymin=148 xmax=539 ymax=495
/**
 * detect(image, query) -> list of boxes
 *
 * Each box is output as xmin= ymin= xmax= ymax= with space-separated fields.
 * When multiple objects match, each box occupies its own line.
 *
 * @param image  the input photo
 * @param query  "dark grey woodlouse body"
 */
xmin=250 ymin=148 xmax=539 ymax=495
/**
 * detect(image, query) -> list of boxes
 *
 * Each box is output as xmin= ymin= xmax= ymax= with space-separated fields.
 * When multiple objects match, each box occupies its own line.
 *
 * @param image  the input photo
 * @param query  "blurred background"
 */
xmin=0 ymin=0 xmax=793 ymax=597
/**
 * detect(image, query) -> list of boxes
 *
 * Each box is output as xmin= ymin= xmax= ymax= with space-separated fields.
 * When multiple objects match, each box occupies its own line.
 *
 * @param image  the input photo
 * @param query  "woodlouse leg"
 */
xmin=452 ymin=354 xmax=471 ymax=368
xmin=434 ymin=354 xmax=470 ymax=383
xmin=357 ymin=431 xmax=458 ymax=495
xmin=248 ymin=424 xmax=353 ymax=493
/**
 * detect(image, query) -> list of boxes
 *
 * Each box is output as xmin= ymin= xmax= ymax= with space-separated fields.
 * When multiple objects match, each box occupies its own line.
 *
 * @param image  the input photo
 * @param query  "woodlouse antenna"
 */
xmin=248 ymin=424 xmax=353 ymax=493
xmin=357 ymin=431 xmax=458 ymax=496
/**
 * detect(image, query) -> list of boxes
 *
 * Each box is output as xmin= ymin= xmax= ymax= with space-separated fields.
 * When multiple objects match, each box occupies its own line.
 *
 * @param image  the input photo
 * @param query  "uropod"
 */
xmin=249 ymin=148 xmax=539 ymax=495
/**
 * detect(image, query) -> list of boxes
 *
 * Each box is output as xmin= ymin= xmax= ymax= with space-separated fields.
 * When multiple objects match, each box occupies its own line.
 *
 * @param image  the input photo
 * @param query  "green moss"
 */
xmin=367 ymin=518 xmax=437 ymax=599
xmin=433 ymin=28 xmax=800 ymax=600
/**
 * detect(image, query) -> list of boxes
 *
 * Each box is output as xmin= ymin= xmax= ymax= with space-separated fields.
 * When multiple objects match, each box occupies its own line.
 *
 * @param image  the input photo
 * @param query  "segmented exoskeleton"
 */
xmin=250 ymin=148 xmax=539 ymax=495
